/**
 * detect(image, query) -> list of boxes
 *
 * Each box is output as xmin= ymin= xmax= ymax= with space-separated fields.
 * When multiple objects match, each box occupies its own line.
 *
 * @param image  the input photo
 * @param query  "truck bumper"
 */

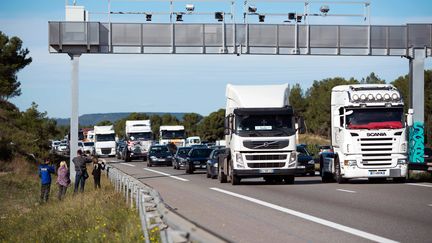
xmin=343 ymin=164 xmax=408 ymax=178
xmin=233 ymin=168 xmax=300 ymax=178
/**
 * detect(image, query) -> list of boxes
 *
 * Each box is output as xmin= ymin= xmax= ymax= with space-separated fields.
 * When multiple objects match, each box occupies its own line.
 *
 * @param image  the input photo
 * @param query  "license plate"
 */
xmin=259 ymin=169 xmax=274 ymax=173
xmin=297 ymin=165 xmax=306 ymax=169
xmin=368 ymin=170 xmax=386 ymax=176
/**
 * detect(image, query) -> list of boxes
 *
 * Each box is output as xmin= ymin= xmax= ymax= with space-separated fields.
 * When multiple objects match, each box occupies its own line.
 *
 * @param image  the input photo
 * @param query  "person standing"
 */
xmin=91 ymin=156 xmax=105 ymax=189
xmin=56 ymin=161 xmax=70 ymax=200
xmin=38 ymin=158 xmax=55 ymax=203
xmin=72 ymin=150 xmax=92 ymax=194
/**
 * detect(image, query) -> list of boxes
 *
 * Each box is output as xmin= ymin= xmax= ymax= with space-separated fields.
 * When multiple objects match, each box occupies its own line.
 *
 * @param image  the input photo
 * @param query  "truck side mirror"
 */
xmin=406 ymin=108 xmax=414 ymax=127
xmin=296 ymin=117 xmax=306 ymax=134
xmin=224 ymin=116 xmax=231 ymax=135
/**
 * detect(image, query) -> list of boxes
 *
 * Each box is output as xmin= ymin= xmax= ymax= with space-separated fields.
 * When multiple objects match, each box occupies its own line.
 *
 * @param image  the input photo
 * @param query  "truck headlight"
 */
xmin=397 ymin=159 xmax=407 ymax=165
xmin=400 ymin=143 xmax=407 ymax=153
xmin=308 ymin=160 xmax=315 ymax=165
xmin=348 ymin=160 xmax=357 ymax=166
xmin=289 ymin=152 xmax=297 ymax=163
xmin=235 ymin=153 xmax=244 ymax=167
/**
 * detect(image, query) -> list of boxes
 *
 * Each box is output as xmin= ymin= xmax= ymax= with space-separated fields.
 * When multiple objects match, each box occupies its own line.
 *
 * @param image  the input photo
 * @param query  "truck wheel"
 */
xmin=219 ymin=167 xmax=227 ymax=183
xmin=206 ymin=168 xmax=211 ymax=178
xmin=231 ymin=174 xmax=240 ymax=185
xmin=283 ymin=175 xmax=295 ymax=184
xmin=173 ymin=162 xmax=177 ymax=170
xmin=335 ymin=158 xmax=347 ymax=184
xmin=143 ymin=156 xmax=147 ymax=162
xmin=393 ymin=177 xmax=406 ymax=183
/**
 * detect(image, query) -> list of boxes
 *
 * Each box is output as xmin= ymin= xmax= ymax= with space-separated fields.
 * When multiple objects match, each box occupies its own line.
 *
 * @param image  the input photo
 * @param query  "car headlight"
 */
xmin=308 ymin=160 xmax=315 ymax=165
xmin=397 ymin=159 xmax=407 ymax=165
xmin=167 ymin=156 xmax=172 ymax=159
xmin=150 ymin=156 xmax=156 ymax=159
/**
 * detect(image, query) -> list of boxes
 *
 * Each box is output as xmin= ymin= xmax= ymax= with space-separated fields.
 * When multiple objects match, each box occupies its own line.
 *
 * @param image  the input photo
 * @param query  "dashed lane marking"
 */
xmin=406 ymin=183 xmax=432 ymax=188
xmin=210 ymin=187 xmax=398 ymax=243
xmin=144 ymin=168 xmax=189 ymax=182
xmin=120 ymin=163 xmax=136 ymax=167
xmin=337 ymin=189 xmax=357 ymax=193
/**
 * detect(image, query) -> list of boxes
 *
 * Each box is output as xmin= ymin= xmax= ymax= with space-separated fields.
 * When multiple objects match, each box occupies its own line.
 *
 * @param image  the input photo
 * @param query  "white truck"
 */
xmin=220 ymin=84 xmax=302 ymax=185
xmin=124 ymin=120 xmax=153 ymax=162
xmin=159 ymin=125 xmax=186 ymax=148
xmin=185 ymin=136 xmax=201 ymax=146
xmin=94 ymin=125 xmax=116 ymax=157
xmin=321 ymin=84 xmax=408 ymax=183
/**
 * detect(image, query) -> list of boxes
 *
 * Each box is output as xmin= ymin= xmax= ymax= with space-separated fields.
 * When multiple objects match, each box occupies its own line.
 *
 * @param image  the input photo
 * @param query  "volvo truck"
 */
xmin=94 ymin=125 xmax=116 ymax=157
xmin=321 ymin=84 xmax=408 ymax=183
xmin=220 ymin=84 xmax=302 ymax=185
xmin=159 ymin=125 xmax=186 ymax=148
xmin=124 ymin=120 xmax=153 ymax=162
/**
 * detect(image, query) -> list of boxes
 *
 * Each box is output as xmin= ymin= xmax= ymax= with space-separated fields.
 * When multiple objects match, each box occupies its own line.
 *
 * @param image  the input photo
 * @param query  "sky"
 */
xmin=0 ymin=0 xmax=432 ymax=119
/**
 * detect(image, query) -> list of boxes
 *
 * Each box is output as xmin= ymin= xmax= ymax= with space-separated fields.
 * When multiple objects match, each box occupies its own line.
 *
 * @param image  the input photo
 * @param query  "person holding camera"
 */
xmin=72 ymin=150 xmax=92 ymax=194
xmin=91 ymin=156 xmax=105 ymax=189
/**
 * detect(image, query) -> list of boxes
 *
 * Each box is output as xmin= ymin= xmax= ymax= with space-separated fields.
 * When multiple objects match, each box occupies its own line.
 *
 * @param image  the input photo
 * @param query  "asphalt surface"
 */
xmin=106 ymin=158 xmax=432 ymax=243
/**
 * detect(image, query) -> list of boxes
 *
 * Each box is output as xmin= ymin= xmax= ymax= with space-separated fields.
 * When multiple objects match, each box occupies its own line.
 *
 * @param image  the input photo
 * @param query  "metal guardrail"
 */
xmin=106 ymin=165 xmax=227 ymax=243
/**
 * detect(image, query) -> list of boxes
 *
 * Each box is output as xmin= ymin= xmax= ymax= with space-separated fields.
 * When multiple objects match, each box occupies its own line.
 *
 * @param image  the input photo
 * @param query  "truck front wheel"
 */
xmin=334 ymin=158 xmax=347 ymax=184
xmin=283 ymin=175 xmax=295 ymax=184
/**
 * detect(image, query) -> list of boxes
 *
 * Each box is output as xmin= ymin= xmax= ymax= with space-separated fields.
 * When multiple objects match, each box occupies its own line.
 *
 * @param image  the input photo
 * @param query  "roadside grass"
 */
xmin=409 ymin=171 xmax=432 ymax=182
xmin=0 ymin=158 xmax=147 ymax=243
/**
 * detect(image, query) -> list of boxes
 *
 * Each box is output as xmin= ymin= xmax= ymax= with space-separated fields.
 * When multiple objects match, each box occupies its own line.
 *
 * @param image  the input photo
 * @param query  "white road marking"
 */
xmin=337 ymin=189 xmax=357 ymax=193
xmin=144 ymin=168 xmax=189 ymax=182
xmin=210 ymin=187 xmax=398 ymax=243
xmin=428 ymin=204 xmax=432 ymax=207
xmin=406 ymin=183 xmax=432 ymax=188
xmin=120 ymin=162 xmax=136 ymax=167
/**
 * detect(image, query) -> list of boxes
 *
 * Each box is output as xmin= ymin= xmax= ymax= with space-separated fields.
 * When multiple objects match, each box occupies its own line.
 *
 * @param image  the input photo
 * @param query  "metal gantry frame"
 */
xmin=55 ymin=1 xmax=431 ymax=180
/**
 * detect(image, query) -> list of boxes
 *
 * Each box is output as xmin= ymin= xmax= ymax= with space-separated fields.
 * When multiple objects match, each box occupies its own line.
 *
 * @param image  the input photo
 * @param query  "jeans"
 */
xmin=40 ymin=184 xmax=51 ymax=203
xmin=74 ymin=171 xmax=86 ymax=193
xmin=58 ymin=185 xmax=68 ymax=200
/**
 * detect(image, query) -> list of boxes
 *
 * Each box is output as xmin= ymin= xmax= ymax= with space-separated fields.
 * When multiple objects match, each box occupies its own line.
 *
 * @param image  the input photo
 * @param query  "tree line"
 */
xmin=1 ymin=30 xmax=431 ymax=164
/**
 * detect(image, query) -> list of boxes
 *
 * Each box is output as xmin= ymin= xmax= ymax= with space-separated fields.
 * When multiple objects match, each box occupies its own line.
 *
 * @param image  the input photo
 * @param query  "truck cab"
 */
xmin=124 ymin=120 xmax=153 ymax=162
xmin=322 ymin=84 xmax=408 ymax=183
xmin=159 ymin=125 xmax=186 ymax=148
xmin=94 ymin=125 xmax=116 ymax=157
xmin=186 ymin=136 xmax=201 ymax=146
xmin=220 ymin=84 xmax=302 ymax=185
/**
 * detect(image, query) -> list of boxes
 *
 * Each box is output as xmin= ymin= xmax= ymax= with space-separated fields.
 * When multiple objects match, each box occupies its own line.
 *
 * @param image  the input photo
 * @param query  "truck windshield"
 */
xmin=161 ymin=130 xmax=185 ymax=139
xmin=96 ymin=134 xmax=115 ymax=142
xmin=236 ymin=114 xmax=294 ymax=137
xmin=346 ymin=107 xmax=404 ymax=129
xmin=128 ymin=132 xmax=152 ymax=140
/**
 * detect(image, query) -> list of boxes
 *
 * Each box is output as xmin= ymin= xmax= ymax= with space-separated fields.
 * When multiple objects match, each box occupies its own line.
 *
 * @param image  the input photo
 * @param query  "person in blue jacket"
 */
xmin=38 ymin=158 xmax=55 ymax=203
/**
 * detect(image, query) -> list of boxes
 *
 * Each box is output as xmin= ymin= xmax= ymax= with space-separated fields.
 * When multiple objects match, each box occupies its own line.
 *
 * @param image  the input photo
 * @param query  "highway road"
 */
xmin=106 ymin=158 xmax=432 ymax=243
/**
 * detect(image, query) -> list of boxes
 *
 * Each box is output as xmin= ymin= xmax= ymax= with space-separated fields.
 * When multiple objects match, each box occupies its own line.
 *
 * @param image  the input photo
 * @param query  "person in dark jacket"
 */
xmin=91 ymin=156 xmax=105 ymax=189
xmin=72 ymin=150 xmax=92 ymax=194
xmin=38 ymin=158 xmax=55 ymax=203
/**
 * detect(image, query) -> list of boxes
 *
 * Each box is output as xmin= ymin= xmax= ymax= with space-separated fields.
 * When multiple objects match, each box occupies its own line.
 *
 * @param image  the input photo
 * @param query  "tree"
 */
xmin=304 ymin=77 xmax=359 ymax=137
xmin=289 ymin=83 xmax=307 ymax=117
xmin=197 ymin=109 xmax=225 ymax=142
xmin=361 ymin=72 xmax=386 ymax=84
xmin=0 ymin=31 xmax=32 ymax=101
xmin=96 ymin=120 xmax=112 ymax=126
xmin=182 ymin=113 xmax=203 ymax=136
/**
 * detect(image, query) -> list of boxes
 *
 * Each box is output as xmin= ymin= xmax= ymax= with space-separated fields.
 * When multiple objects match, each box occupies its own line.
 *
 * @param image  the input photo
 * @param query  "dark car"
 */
xmin=173 ymin=147 xmax=192 ymax=170
xmin=185 ymin=148 xmax=214 ymax=174
xmin=148 ymin=145 xmax=173 ymax=167
xmin=297 ymin=145 xmax=315 ymax=176
xmin=206 ymin=149 xmax=226 ymax=179
xmin=116 ymin=140 xmax=126 ymax=159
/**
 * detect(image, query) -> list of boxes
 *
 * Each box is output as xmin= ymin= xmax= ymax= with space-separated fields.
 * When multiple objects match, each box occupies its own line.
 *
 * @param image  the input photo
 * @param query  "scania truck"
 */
xmin=220 ymin=84 xmax=302 ymax=185
xmin=124 ymin=120 xmax=153 ymax=162
xmin=94 ymin=125 xmax=116 ymax=157
xmin=321 ymin=84 xmax=408 ymax=183
xmin=159 ymin=125 xmax=186 ymax=148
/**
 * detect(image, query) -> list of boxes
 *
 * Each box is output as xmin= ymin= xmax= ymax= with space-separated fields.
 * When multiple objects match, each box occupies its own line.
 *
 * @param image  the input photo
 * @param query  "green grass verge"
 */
xmin=0 ymin=161 xmax=148 ymax=242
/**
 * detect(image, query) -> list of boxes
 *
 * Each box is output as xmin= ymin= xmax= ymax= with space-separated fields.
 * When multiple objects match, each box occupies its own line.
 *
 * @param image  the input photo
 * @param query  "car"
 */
xmin=51 ymin=140 xmax=61 ymax=152
xmin=425 ymin=147 xmax=432 ymax=163
xmin=147 ymin=145 xmax=173 ymax=167
xmin=206 ymin=148 xmax=226 ymax=179
xmin=57 ymin=143 xmax=69 ymax=155
xmin=318 ymin=145 xmax=333 ymax=155
xmin=190 ymin=144 xmax=208 ymax=148
xmin=173 ymin=147 xmax=192 ymax=169
xmin=116 ymin=140 xmax=126 ymax=159
xmin=83 ymin=141 xmax=95 ymax=155
xmin=185 ymin=148 xmax=213 ymax=174
xmin=296 ymin=145 xmax=315 ymax=176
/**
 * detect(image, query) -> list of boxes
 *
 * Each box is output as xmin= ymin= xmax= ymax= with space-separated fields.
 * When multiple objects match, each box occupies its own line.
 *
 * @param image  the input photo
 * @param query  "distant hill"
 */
xmin=54 ymin=112 xmax=187 ymax=127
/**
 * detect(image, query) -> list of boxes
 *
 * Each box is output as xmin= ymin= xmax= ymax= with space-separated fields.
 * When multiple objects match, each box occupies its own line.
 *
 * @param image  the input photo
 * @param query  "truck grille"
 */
xmin=360 ymin=137 xmax=393 ymax=166
xmin=245 ymin=154 xmax=287 ymax=161
xmin=248 ymin=163 xmax=285 ymax=168
xmin=101 ymin=148 xmax=112 ymax=155
xmin=243 ymin=140 xmax=289 ymax=149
